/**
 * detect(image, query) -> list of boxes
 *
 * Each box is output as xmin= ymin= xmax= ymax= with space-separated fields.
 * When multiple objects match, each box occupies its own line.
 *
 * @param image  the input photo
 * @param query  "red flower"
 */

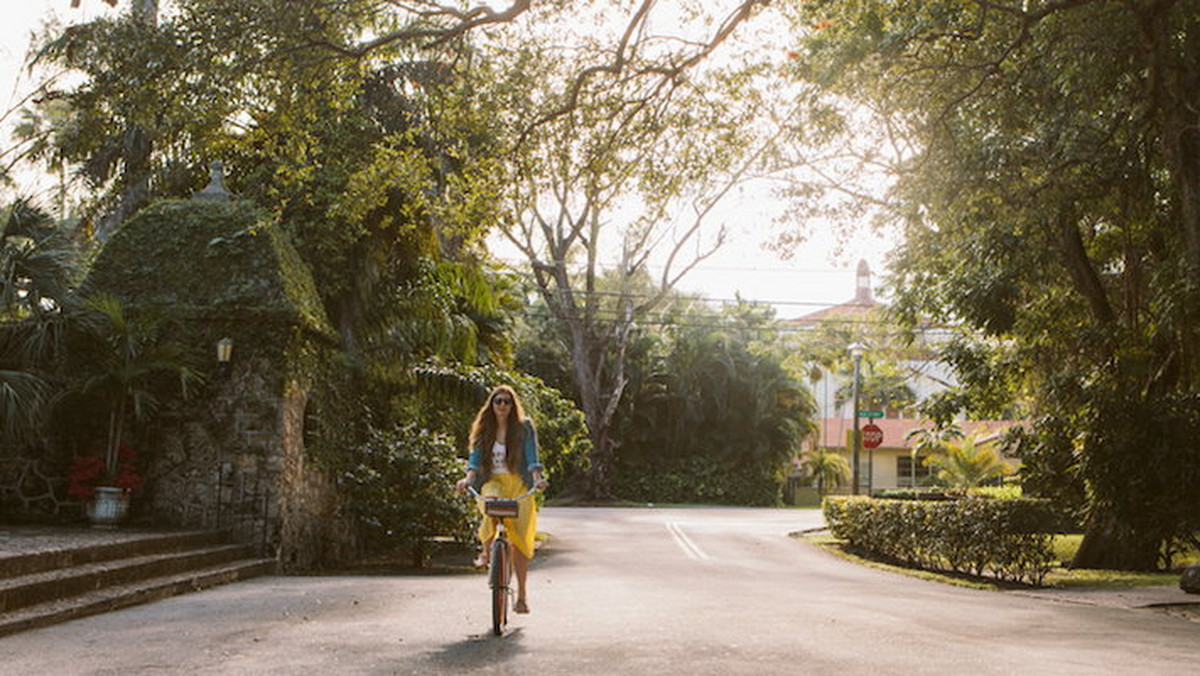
xmin=66 ymin=445 xmax=144 ymax=501
xmin=66 ymin=456 xmax=106 ymax=501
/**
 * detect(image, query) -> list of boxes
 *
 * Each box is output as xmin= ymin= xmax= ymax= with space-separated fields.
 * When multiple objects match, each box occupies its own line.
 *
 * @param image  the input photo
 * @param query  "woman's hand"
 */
xmin=533 ymin=473 xmax=550 ymax=491
xmin=455 ymin=477 xmax=471 ymax=493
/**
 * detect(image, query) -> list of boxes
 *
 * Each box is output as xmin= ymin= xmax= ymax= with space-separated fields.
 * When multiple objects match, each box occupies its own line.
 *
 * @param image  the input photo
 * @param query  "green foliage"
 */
xmin=872 ymin=489 xmax=959 ymax=501
xmin=84 ymin=199 xmax=331 ymax=335
xmin=618 ymin=457 xmax=785 ymax=506
xmin=824 ymin=496 xmax=1058 ymax=585
xmin=1 ymin=200 xmax=77 ymax=321
xmin=832 ymin=360 xmax=916 ymax=414
xmin=337 ymin=424 xmax=475 ymax=567
xmin=1070 ymin=387 xmax=1200 ymax=569
xmin=969 ymin=484 xmax=1023 ymax=501
xmin=411 ymin=361 xmax=591 ymax=495
xmin=0 ymin=200 xmax=79 ymax=443
xmin=488 ymin=2 xmax=787 ymax=498
xmin=62 ymin=294 xmax=202 ymax=476
xmin=800 ymin=450 xmax=850 ymax=496
xmin=28 ymin=2 xmax=512 ymax=367
xmin=925 ymin=437 xmax=1012 ymax=489
xmin=609 ymin=300 xmax=816 ymax=505
xmin=786 ymin=0 xmax=1200 ymax=569
xmin=787 ymin=310 xmax=926 ymax=419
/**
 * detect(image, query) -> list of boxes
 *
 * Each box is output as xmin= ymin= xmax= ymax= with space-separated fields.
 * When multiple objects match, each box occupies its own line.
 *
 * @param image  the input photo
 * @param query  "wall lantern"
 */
xmin=216 ymin=337 xmax=234 ymax=373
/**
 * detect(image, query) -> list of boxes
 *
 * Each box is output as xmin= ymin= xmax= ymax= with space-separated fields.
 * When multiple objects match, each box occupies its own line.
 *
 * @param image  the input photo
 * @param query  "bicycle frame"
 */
xmin=466 ymin=485 xmax=538 ymax=635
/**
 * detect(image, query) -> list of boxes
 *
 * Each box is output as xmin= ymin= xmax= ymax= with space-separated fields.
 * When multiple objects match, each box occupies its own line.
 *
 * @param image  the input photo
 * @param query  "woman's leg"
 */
xmin=474 ymin=536 xmax=493 ymax=568
xmin=512 ymin=542 xmax=530 ymax=612
xmin=475 ymin=480 xmax=503 ymax=567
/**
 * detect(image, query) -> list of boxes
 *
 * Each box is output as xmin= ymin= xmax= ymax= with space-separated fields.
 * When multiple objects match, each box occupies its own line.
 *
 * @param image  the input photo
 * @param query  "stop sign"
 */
xmin=861 ymin=423 xmax=884 ymax=449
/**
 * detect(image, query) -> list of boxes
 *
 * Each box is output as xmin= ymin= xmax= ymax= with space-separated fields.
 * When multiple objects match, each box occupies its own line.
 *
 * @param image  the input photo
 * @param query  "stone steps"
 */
xmin=0 ymin=529 xmax=275 ymax=637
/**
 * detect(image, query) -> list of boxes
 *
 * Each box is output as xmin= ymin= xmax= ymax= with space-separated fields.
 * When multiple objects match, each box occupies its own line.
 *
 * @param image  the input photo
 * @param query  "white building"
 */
xmin=783 ymin=261 xmax=1018 ymax=496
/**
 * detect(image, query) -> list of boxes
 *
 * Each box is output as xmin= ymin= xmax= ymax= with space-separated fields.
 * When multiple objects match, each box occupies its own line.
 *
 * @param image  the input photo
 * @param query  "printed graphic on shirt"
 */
xmin=491 ymin=441 xmax=511 ymax=474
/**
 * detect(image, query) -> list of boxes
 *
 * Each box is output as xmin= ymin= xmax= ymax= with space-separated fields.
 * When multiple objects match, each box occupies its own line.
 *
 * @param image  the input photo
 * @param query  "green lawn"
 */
xmin=1045 ymin=534 xmax=1198 ymax=588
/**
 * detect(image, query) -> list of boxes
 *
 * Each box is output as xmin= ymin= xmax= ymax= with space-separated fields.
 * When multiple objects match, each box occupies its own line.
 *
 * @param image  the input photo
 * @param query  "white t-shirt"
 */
xmin=491 ymin=441 xmax=512 ymax=474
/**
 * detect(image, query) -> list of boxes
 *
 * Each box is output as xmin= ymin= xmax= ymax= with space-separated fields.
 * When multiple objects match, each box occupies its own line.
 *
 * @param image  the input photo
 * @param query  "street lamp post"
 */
xmin=849 ymin=342 xmax=867 ymax=495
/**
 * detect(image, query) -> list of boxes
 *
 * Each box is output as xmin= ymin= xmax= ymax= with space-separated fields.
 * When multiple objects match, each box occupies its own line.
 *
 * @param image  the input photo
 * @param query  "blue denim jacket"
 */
xmin=467 ymin=419 xmax=545 ymax=490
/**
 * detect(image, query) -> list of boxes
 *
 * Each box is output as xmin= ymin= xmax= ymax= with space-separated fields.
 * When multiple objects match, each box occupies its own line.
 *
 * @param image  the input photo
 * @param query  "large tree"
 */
xmin=27 ymin=1 xmax=798 ymax=503
xmin=784 ymin=0 xmax=1200 ymax=569
xmin=31 ymin=1 xmax=520 ymax=360
xmin=493 ymin=0 xmax=780 ymax=498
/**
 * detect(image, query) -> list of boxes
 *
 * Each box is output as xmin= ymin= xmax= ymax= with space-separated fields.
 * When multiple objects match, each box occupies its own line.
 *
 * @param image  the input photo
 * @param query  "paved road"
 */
xmin=2 ymin=506 xmax=1199 ymax=675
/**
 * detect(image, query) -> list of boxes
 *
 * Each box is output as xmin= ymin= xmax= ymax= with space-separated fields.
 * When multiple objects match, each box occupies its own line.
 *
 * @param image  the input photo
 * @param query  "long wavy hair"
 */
xmin=469 ymin=385 xmax=527 ymax=476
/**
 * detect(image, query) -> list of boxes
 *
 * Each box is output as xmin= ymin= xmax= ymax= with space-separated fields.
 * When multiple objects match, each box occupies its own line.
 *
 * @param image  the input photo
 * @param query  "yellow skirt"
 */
xmin=477 ymin=473 xmax=538 ymax=559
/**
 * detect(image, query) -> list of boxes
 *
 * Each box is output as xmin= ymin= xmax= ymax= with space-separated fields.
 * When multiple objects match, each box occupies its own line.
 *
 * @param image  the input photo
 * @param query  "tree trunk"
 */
xmin=1144 ymin=5 xmax=1200 ymax=381
xmin=96 ymin=0 xmax=159 ymax=239
xmin=567 ymin=318 xmax=624 ymax=501
xmin=1070 ymin=512 xmax=1161 ymax=571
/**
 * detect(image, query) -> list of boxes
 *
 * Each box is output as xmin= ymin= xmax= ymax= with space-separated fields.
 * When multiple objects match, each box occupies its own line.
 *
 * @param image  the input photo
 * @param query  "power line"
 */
xmin=515 ymin=287 xmax=846 ymax=309
xmin=492 ymin=256 xmax=859 ymax=275
xmin=517 ymin=308 xmax=956 ymax=335
xmin=488 ymin=259 xmax=865 ymax=309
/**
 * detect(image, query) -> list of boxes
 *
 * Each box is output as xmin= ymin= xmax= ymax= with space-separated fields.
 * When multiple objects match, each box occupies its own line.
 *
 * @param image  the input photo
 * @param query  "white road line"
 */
xmin=666 ymin=521 xmax=710 ymax=563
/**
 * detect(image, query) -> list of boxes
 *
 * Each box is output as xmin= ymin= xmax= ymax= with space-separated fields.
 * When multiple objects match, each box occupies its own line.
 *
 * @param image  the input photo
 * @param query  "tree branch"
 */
xmin=312 ymin=0 xmax=532 ymax=56
xmin=516 ymin=0 xmax=767 ymax=146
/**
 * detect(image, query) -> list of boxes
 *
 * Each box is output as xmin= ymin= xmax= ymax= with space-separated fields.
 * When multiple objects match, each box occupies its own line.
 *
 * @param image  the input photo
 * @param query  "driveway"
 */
xmin=2 ymin=506 xmax=1198 ymax=675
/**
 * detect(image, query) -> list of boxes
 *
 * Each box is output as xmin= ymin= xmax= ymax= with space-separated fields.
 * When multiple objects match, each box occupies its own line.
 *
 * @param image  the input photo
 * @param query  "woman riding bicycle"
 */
xmin=455 ymin=385 xmax=549 ymax=614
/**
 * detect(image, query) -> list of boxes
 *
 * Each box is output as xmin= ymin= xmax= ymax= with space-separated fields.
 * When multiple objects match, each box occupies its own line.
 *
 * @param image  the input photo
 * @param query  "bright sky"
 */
xmin=0 ymin=1 xmax=898 ymax=319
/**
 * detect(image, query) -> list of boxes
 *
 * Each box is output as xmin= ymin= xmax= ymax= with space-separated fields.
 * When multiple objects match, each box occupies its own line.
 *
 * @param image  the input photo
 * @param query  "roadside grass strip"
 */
xmin=801 ymin=533 xmax=1188 ymax=590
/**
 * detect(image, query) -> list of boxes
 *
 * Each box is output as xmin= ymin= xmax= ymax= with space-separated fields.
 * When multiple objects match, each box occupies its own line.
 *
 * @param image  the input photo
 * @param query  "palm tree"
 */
xmin=72 ymin=294 xmax=201 ymax=478
xmin=0 ymin=370 xmax=51 ymax=443
xmin=0 ymin=199 xmax=79 ymax=443
xmin=904 ymin=422 xmax=964 ymax=488
xmin=926 ymin=436 xmax=1010 ymax=489
xmin=801 ymin=450 xmax=851 ymax=497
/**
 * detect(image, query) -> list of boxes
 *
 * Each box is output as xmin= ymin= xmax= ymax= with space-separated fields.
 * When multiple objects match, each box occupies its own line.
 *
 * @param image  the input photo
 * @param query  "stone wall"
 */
xmin=0 ymin=452 xmax=70 ymax=520
xmin=144 ymin=357 xmax=357 ymax=570
xmin=2 ymin=191 xmax=358 ymax=570
xmin=1 ymin=358 xmax=357 ymax=571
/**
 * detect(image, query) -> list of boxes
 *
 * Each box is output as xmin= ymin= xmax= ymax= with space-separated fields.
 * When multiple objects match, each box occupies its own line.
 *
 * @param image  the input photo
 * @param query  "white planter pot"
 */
xmin=87 ymin=486 xmax=131 ymax=529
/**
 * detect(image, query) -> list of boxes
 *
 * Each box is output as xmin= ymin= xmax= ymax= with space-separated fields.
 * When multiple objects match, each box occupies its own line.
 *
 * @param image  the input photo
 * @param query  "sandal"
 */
xmin=514 ymin=599 xmax=529 ymax=614
xmin=472 ymin=553 xmax=489 ymax=569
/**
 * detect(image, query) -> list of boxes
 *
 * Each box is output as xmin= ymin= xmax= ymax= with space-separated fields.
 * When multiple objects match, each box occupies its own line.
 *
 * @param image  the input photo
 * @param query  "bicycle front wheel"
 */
xmin=489 ymin=536 xmax=509 ymax=636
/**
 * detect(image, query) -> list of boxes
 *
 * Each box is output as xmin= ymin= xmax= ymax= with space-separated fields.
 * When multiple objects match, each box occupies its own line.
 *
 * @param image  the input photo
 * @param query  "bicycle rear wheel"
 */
xmin=489 ymin=536 xmax=509 ymax=636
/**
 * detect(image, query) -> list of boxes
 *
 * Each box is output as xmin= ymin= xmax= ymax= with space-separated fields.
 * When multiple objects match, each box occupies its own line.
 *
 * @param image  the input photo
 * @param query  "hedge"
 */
xmin=823 ymin=496 xmax=1058 ymax=585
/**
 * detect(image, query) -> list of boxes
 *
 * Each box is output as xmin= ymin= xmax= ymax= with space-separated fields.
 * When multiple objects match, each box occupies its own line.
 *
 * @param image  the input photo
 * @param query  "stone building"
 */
xmin=73 ymin=172 xmax=354 ymax=570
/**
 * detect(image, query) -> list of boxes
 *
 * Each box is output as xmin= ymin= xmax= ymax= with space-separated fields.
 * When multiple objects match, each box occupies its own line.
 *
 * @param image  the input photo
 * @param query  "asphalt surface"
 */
xmin=2 ymin=506 xmax=1199 ymax=675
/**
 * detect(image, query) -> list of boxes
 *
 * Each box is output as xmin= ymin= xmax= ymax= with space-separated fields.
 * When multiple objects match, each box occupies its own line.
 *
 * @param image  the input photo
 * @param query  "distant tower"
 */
xmin=854 ymin=259 xmax=873 ymax=303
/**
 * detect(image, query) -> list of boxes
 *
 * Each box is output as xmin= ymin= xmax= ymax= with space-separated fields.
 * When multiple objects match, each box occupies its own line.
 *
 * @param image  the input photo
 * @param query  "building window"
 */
xmin=897 ymin=454 xmax=931 ymax=487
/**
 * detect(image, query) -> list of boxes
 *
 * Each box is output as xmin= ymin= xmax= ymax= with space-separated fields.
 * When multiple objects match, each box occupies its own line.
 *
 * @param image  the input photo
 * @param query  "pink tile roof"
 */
xmin=813 ymin=418 xmax=1024 ymax=450
xmin=782 ymin=299 xmax=882 ymax=325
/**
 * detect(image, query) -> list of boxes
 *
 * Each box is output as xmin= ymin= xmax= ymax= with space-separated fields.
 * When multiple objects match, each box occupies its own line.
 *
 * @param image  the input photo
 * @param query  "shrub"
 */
xmin=338 ymin=424 xmax=475 ymax=567
xmin=872 ymin=489 xmax=959 ymax=501
xmin=969 ymin=484 xmax=1023 ymax=500
xmin=823 ymin=496 xmax=1058 ymax=585
xmin=615 ymin=456 xmax=782 ymax=506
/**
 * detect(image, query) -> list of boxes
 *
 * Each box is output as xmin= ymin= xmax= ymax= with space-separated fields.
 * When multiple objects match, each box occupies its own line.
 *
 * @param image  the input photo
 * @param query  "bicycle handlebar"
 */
xmin=465 ymin=485 xmax=540 ymax=501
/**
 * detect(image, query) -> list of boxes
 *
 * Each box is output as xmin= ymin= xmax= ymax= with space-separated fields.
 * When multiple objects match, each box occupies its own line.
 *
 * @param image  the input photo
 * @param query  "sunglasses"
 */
xmin=492 ymin=396 xmax=513 ymax=406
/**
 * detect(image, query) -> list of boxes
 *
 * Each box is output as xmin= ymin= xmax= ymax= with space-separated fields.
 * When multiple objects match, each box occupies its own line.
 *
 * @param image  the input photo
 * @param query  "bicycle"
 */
xmin=466 ymin=485 xmax=538 ymax=636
